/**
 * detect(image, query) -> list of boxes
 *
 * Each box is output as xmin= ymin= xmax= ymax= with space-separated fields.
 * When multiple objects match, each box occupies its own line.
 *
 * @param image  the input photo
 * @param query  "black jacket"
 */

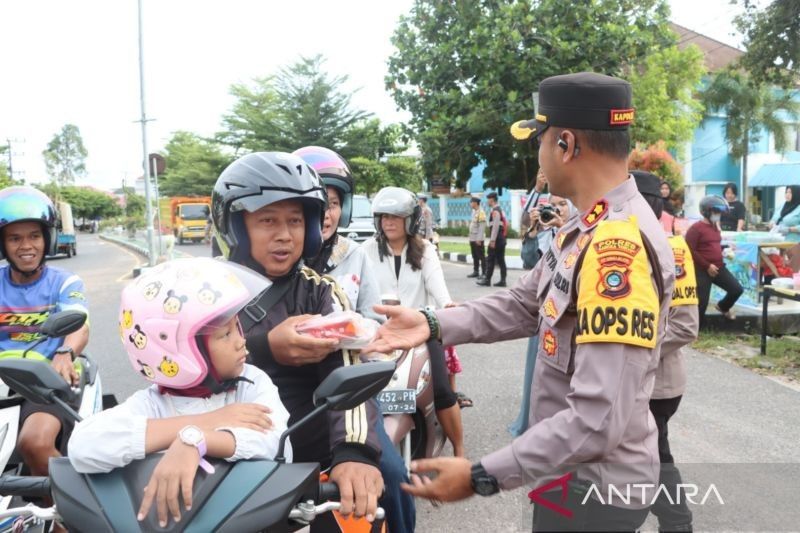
xmin=240 ymin=265 xmax=381 ymax=470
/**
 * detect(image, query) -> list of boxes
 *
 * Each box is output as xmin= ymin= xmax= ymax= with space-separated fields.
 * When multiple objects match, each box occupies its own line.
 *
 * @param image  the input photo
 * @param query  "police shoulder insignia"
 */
xmin=581 ymin=200 xmax=608 ymax=228
xmin=576 ymin=217 xmax=659 ymax=349
xmin=669 ymin=235 xmax=699 ymax=307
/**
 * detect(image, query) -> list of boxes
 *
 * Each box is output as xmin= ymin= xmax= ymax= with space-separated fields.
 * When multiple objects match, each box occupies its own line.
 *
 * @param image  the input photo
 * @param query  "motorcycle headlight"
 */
xmin=416 ymin=360 xmax=431 ymax=395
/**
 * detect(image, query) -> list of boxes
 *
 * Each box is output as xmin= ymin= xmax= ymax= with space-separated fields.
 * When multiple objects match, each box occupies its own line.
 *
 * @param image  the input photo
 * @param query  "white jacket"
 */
xmin=326 ymin=237 xmax=384 ymax=323
xmin=68 ymin=364 xmax=291 ymax=473
xmin=361 ymin=238 xmax=452 ymax=309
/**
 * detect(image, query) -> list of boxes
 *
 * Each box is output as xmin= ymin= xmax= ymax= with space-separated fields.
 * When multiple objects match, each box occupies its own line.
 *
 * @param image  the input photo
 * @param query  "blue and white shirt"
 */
xmin=0 ymin=265 xmax=89 ymax=359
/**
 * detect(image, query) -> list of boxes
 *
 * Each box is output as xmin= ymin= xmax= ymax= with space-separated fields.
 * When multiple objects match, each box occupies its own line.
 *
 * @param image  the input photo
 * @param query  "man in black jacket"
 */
xmin=212 ymin=152 xmax=384 ymax=527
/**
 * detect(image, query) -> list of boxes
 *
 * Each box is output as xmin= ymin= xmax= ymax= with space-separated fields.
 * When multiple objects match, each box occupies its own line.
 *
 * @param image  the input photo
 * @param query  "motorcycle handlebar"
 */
xmin=318 ymin=482 xmax=339 ymax=502
xmin=0 ymin=475 xmax=51 ymax=498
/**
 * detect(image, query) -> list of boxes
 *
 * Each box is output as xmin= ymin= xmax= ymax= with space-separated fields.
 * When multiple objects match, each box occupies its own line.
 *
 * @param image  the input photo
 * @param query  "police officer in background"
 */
xmin=363 ymin=72 xmax=675 ymax=531
xmin=633 ymin=170 xmax=698 ymax=532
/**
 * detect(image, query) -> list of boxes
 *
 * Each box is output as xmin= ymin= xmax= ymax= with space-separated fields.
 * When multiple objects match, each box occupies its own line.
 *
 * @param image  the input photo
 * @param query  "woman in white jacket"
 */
xmin=362 ymin=186 xmax=465 ymax=457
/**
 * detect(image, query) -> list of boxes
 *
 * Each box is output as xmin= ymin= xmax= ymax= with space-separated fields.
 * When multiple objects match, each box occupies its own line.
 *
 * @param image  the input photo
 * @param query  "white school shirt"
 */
xmin=68 ymin=364 xmax=291 ymax=474
xmin=361 ymin=238 xmax=452 ymax=309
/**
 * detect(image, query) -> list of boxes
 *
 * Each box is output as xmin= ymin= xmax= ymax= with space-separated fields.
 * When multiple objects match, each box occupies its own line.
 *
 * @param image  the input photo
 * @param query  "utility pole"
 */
xmin=136 ymin=0 xmax=157 ymax=266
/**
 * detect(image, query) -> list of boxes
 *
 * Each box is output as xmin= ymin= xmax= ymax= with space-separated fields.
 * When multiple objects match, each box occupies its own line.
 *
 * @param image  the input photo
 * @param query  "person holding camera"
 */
xmin=509 ymin=191 xmax=572 ymax=437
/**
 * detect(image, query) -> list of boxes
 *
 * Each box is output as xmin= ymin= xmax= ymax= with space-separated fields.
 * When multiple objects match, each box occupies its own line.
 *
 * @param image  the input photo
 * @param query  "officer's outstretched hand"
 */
xmin=361 ymin=305 xmax=430 ymax=354
xmin=402 ymin=457 xmax=473 ymax=503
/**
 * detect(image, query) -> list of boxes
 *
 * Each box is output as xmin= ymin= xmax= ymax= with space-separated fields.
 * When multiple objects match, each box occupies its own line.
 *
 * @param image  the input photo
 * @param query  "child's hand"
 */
xmin=137 ymin=438 xmax=200 ymax=528
xmin=199 ymin=403 xmax=273 ymax=432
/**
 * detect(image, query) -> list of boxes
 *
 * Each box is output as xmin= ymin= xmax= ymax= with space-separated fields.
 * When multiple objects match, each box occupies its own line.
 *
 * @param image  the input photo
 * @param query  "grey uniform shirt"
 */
xmin=436 ymin=177 xmax=675 ymax=507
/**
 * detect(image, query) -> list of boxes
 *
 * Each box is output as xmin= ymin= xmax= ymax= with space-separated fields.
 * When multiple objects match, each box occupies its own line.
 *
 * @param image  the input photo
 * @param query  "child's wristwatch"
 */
xmin=178 ymin=425 xmax=215 ymax=474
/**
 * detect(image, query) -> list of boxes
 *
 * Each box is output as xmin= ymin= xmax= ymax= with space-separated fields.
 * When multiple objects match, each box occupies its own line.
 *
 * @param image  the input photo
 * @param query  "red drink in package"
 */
xmin=295 ymin=311 xmax=380 ymax=349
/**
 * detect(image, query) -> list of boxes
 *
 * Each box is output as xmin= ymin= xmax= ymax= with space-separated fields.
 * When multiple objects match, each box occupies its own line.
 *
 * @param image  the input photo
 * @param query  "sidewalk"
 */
xmin=438 ymin=235 xmax=524 ymax=270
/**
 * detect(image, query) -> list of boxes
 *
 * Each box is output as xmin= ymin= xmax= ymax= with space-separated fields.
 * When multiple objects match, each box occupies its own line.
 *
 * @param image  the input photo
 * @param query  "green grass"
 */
xmin=693 ymin=330 xmax=800 ymax=379
xmin=437 ymin=242 xmax=473 ymax=255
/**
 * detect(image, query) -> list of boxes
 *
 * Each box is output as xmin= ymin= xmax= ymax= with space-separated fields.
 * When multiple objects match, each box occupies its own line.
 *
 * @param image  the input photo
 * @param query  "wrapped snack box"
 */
xmin=295 ymin=310 xmax=380 ymax=349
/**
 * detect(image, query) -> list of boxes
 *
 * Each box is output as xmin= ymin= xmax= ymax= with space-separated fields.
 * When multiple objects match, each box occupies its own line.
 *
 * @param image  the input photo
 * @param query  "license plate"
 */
xmin=377 ymin=389 xmax=416 ymax=414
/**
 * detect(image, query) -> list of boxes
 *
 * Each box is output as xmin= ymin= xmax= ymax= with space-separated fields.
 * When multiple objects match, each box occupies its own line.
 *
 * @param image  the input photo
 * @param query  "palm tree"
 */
xmin=702 ymin=68 xmax=799 ymax=212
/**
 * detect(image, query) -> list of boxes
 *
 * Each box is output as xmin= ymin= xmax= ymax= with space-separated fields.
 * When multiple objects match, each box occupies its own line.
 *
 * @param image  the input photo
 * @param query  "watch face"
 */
xmin=180 ymin=426 xmax=203 ymax=446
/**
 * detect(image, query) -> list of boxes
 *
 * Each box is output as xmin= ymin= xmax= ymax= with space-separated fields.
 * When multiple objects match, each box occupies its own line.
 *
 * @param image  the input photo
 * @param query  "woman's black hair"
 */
xmin=377 ymin=219 xmax=425 ymax=271
xmin=723 ymin=182 xmax=738 ymax=197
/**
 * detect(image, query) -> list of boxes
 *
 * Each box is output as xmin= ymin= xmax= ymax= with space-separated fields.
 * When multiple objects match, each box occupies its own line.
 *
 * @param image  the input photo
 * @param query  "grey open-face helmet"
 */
xmin=211 ymin=152 xmax=327 ymax=265
xmin=371 ymin=186 xmax=421 ymax=237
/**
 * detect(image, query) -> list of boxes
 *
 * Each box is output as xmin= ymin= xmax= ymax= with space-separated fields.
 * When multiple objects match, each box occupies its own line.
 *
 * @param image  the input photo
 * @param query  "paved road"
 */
xmin=75 ymin=234 xmax=800 ymax=531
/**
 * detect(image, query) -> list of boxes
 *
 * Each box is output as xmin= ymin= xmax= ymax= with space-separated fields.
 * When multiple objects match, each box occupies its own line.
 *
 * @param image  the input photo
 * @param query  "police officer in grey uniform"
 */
xmin=633 ymin=170 xmax=698 ymax=532
xmin=363 ymin=72 xmax=675 ymax=532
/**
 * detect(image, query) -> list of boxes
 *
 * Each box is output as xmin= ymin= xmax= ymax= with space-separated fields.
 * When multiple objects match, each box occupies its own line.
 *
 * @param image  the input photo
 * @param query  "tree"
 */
xmin=702 ymin=68 xmax=800 ymax=209
xmin=735 ymin=0 xmax=800 ymax=88
xmin=60 ymin=187 xmax=122 ymax=219
xmin=219 ymin=55 xmax=370 ymax=154
xmin=628 ymin=45 xmax=706 ymax=151
xmin=122 ymin=186 xmax=146 ymax=218
xmin=159 ymin=131 xmax=232 ymax=197
xmin=339 ymin=119 xmax=408 ymax=162
xmin=628 ymin=142 xmax=683 ymax=190
xmin=42 ymin=124 xmax=88 ymax=186
xmin=386 ymin=0 xmax=675 ymax=190
xmin=349 ymin=157 xmax=390 ymax=197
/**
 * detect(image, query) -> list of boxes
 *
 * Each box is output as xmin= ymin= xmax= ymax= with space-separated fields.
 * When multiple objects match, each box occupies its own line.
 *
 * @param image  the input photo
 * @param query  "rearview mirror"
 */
xmin=39 ymin=311 xmax=87 ymax=338
xmin=313 ymin=361 xmax=395 ymax=411
xmin=0 ymin=359 xmax=76 ymax=418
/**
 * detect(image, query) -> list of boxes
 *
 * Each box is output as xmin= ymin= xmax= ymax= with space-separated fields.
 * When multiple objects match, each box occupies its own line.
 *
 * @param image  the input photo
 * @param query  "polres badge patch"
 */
xmin=594 ymin=238 xmax=641 ymax=300
xmin=669 ymin=235 xmax=699 ymax=307
xmin=576 ymin=217 xmax=659 ymax=349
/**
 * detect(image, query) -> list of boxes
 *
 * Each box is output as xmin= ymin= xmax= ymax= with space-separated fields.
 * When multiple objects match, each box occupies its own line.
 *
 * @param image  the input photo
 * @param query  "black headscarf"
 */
xmin=777 ymin=185 xmax=800 ymax=223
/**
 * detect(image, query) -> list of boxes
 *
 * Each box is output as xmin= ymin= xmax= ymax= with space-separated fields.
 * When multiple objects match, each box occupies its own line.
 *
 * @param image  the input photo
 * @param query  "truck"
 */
xmin=54 ymin=201 xmax=77 ymax=258
xmin=158 ymin=196 xmax=211 ymax=245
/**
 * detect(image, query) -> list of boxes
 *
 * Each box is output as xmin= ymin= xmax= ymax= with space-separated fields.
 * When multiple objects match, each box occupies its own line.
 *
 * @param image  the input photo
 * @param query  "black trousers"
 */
xmin=485 ymin=238 xmax=507 ymax=282
xmin=469 ymin=240 xmax=486 ymax=275
xmin=696 ymin=265 xmax=743 ymax=326
xmin=427 ymin=340 xmax=457 ymax=410
xmin=533 ymin=493 xmax=649 ymax=532
xmin=649 ymin=396 xmax=693 ymax=529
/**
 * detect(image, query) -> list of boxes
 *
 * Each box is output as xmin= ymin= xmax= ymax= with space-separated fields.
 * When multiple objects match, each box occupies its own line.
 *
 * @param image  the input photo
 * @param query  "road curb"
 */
xmin=439 ymin=251 xmax=524 ymax=270
xmin=100 ymin=234 xmax=149 ymax=260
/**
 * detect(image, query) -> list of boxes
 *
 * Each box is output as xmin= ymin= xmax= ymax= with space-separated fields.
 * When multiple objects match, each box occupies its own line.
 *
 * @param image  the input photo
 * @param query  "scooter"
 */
xmin=0 ymin=353 xmax=395 ymax=532
xmin=373 ymin=297 xmax=446 ymax=470
xmin=0 ymin=310 xmax=111 ymax=531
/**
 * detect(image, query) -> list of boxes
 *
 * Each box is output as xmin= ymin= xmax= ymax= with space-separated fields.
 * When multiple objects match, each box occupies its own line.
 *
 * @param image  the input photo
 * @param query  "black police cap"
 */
xmin=510 ymin=72 xmax=634 ymax=141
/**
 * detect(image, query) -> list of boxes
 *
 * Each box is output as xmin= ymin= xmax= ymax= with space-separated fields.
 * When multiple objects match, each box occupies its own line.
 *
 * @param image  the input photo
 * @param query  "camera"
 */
xmin=538 ymin=204 xmax=556 ymax=223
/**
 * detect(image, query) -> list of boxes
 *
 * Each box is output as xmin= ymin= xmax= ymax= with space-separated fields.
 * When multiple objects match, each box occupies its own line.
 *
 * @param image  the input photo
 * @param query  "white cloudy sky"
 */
xmin=0 ymin=0 xmax=749 ymax=191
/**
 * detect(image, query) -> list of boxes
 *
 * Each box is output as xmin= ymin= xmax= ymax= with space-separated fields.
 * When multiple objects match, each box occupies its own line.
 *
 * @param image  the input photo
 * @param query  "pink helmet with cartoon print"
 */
xmin=118 ymin=258 xmax=270 ymax=389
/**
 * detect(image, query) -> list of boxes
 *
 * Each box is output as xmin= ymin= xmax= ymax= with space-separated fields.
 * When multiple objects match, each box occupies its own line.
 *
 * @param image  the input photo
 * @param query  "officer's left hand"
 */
xmin=401 ymin=457 xmax=473 ymax=503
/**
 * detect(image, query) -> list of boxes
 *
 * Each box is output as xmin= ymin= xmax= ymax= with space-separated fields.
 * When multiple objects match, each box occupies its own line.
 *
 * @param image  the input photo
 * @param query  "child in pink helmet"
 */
xmin=68 ymin=258 xmax=290 ymax=528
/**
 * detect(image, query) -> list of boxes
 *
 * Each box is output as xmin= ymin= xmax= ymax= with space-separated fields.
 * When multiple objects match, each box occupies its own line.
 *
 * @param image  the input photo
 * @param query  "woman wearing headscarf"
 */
xmin=769 ymin=185 xmax=800 ymax=242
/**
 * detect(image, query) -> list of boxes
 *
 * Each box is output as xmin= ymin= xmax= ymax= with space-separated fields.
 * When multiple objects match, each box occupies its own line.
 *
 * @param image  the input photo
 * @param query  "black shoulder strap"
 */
xmin=638 ymin=230 xmax=666 ymax=304
xmin=240 ymin=277 xmax=292 ymax=331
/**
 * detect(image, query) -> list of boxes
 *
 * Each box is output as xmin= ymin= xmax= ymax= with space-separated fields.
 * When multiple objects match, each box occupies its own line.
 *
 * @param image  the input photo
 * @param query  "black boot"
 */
xmin=494 ymin=279 xmax=507 ymax=287
xmin=467 ymin=271 xmax=480 ymax=278
xmin=476 ymin=278 xmax=491 ymax=286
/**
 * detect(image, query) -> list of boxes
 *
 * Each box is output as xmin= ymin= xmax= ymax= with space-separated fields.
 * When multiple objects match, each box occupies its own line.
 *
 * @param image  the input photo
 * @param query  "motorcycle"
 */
xmin=0 ymin=310 xmax=112 ymax=531
xmin=372 ymin=297 xmax=446 ymax=471
xmin=0 ymin=355 xmax=395 ymax=532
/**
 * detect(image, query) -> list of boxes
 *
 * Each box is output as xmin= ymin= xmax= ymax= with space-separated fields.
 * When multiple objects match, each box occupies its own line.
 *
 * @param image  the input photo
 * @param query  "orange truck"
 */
xmin=158 ymin=196 xmax=211 ymax=244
